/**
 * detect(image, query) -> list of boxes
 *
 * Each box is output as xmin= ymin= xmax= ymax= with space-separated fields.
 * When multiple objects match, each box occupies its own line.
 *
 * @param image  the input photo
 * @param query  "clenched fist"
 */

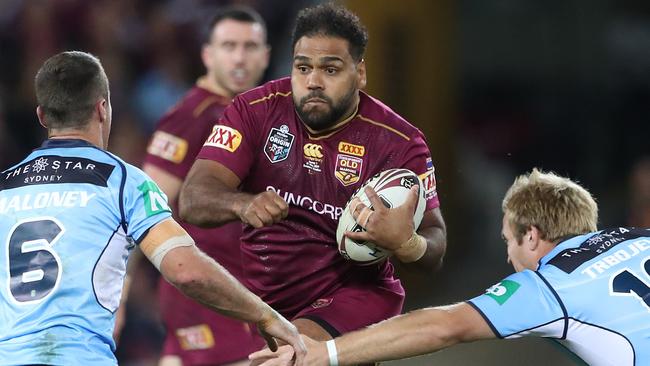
xmin=239 ymin=191 xmax=289 ymax=228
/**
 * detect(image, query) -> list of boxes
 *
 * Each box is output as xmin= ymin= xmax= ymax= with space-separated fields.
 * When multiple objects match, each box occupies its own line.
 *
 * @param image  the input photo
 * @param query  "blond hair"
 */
xmin=502 ymin=168 xmax=598 ymax=243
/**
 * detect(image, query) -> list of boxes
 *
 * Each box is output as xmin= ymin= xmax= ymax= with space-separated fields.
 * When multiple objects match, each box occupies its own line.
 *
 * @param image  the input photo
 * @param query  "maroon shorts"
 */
xmin=293 ymin=280 xmax=405 ymax=336
xmin=159 ymin=279 xmax=265 ymax=365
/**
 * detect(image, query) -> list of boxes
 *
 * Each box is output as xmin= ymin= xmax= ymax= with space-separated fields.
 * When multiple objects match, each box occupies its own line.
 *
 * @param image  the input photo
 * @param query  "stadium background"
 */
xmin=1 ymin=0 xmax=649 ymax=365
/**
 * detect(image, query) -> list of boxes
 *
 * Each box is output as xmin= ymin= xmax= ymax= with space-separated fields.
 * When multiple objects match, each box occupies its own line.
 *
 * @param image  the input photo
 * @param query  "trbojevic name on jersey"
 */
xmin=469 ymin=227 xmax=650 ymax=366
xmin=0 ymin=139 xmax=171 ymax=365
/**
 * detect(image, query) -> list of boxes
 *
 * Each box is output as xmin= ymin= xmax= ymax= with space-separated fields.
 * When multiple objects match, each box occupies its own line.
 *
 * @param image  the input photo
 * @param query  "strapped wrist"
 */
xmin=394 ymin=232 xmax=427 ymax=263
xmin=326 ymin=339 xmax=339 ymax=366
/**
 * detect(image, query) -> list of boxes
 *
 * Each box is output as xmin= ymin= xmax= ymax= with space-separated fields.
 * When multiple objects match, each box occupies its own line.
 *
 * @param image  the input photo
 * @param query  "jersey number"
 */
xmin=611 ymin=257 xmax=650 ymax=309
xmin=7 ymin=218 xmax=63 ymax=303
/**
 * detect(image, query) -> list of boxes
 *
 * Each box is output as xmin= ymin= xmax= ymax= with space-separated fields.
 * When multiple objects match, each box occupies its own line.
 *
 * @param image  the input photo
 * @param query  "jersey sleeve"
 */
xmin=401 ymin=131 xmax=439 ymax=210
xmin=143 ymin=106 xmax=217 ymax=180
xmin=196 ymin=96 xmax=260 ymax=181
xmin=143 ymin=128 xmax=193 ymax=179
xmin=122 ymin=165 xmax=173 ymax=243
xmin=467 ymin=271 xmax=565 ymax=339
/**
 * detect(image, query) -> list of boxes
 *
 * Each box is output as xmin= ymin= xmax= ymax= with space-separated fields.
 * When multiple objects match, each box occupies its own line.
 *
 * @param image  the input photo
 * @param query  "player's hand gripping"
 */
xmin=238 ymin=191 xmax=289 ymax=228
xmin=256 ymin=308 xmax=307 ymax=366
xmin=250 ymin=336 xmax=324 ymax=366
xmin=346 ymin=185 xmax=419 ymax=251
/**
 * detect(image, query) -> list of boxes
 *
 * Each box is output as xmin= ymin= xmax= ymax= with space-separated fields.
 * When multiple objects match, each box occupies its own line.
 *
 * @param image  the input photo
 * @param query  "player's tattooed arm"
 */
xmin=179 ymin=159 xmax=288 ymax=228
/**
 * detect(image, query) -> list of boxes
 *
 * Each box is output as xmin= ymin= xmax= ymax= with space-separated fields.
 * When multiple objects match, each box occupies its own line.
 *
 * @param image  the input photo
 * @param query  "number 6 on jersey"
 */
xmin=7 ymin=218 xmax=64 ymax=304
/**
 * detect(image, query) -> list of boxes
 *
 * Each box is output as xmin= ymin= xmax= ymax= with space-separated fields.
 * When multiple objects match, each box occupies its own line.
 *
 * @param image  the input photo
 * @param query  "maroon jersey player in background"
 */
xmin=142 ymin=6 xmax=269 ymax=366
xmin=180 ymin=2 xmax=447 ymax=348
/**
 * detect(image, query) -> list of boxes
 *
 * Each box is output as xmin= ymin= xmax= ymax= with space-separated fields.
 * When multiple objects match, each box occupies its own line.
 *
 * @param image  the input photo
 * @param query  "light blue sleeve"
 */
xmin=122 ymin=165 xmax=172 ymax=242
xmin=468 ymin=270 xmax=565 ymax=338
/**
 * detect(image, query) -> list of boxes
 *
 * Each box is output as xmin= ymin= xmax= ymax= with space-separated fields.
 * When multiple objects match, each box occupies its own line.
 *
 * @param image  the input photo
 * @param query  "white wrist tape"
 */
xmin=149 ymin=234 xmax=194 ymax=270
xmin=326 ymin=339 xmax=339 ymax=366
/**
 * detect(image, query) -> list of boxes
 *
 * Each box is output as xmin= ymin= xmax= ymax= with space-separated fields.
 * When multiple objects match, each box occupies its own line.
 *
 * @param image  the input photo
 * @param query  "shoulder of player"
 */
xmin=237 ymin=77 xmax=292 ymax=108
xmin=157 ymin=87 xmax=229 ymax=127
xmin=92 ymin=149 xmax=149 ymax=184
xmin=356 ymin=91 xmax=424 ymax=142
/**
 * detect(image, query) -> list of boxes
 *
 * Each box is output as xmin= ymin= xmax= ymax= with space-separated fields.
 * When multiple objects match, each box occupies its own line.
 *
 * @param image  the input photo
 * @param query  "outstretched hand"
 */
xmin=256 ymin=310 xmax=307 ymax=366
xmin=345 ymin=185 xmax=419 ymax=251
xmin=250 ymin=335 xmax=326 ymax=366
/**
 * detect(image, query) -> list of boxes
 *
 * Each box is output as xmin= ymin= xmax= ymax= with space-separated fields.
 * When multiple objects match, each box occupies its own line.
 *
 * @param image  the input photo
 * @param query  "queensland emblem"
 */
xmin=264 ymin=124 xmax=294 ymax=163
xmin=335 ymin=154 xmax=363 ymax=186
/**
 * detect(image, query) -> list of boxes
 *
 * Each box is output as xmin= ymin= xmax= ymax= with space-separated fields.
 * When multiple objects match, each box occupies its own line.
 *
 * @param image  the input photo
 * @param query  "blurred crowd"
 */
xmin=0 ymin=0 xmax=311 ymax=170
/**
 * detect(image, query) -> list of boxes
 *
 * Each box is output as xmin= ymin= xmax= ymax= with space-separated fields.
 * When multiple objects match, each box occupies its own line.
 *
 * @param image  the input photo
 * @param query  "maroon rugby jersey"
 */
xmin=197 ymin=77 xmax=439 ymax=317
xmin=144 ymin=85 xmax=243 ymax=274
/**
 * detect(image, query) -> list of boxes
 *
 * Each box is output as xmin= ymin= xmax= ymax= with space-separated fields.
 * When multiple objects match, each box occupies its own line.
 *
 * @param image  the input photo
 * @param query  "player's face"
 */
xmin=291 ymin=35 xmax=367 ymax=131
xmin=502 ymin=215 xmax=536 ymax=272
xmin=203 ymin=19 xmax=269 ymax=98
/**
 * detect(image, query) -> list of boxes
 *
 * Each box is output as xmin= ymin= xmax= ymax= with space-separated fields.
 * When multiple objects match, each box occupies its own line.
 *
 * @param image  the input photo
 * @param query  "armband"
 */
xmin=149 ymin=234 xmax=194 ymax=270
xmin=394 ymin=232 xmax=427 ymax=263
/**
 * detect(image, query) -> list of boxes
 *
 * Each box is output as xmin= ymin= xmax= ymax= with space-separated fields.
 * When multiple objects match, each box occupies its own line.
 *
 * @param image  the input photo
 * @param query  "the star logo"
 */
xmin=32 ymin=157 xmax=49 ymax=173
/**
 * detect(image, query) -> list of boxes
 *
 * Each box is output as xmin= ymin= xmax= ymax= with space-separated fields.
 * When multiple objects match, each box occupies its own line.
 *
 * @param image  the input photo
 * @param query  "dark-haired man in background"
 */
xmin=141 ymin=5 xmax=270 ymax=366
xmin=180 ymin=3 xmax=447 ymax=345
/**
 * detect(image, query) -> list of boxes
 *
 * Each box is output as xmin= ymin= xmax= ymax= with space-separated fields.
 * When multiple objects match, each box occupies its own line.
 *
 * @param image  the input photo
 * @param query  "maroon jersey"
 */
xmin=144 ymin=85 xmax=242 ymax=272
xmin=144 ymin=84 xmax=264 ymax=363
xmin=197 ymin=77 xmax=439 ymax=317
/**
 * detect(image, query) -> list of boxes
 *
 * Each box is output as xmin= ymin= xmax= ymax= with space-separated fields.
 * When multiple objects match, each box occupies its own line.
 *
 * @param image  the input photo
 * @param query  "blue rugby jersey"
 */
xmin=470 ymin=227 xmax=650 ymax=366
xmin=0 ymin=139 xmax=171 ymax=365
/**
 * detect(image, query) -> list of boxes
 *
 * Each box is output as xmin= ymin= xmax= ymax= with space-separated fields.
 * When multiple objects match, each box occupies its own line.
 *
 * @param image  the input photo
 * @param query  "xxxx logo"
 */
xmin=303 ymin=143 xmax=323 ymax=159
xmin=204 ymin=125 xmax=242 ymax=152
xmin=338 ymin=141 xmax=365 ymax=157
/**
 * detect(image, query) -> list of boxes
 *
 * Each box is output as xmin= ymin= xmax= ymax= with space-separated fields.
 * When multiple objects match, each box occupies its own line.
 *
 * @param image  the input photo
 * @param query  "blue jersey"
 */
xmin=0 ymin=139 xmax=171 ymax=365
xmin=469 ymin=227 xmax=650 ymax=366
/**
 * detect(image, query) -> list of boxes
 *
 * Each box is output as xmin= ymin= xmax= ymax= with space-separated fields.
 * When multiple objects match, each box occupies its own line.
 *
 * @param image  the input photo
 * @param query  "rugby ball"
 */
xmin=336 ymin=168 xmax=426 ymax=265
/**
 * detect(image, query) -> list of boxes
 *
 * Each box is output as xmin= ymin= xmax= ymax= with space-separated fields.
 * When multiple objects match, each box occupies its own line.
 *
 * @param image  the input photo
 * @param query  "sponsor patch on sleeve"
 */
xmin=204 ymin=125 xmax=242 ymax=152
xmin=176 ymin=324 xmax=215 ymax=350
xmin=147 ymin=131 xmax=188 ymax=163
xmin=137 ymin=180 xmax=171 ymax=217
xmin=485 ymin=279 xmax=520 ymax=305
xmin=419 ymin=170 xmax=437 ymax=199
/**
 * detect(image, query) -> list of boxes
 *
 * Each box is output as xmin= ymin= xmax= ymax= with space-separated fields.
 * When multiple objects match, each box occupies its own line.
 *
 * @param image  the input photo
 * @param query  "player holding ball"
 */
xmin=179 ymin=3 xmax=447 ymax=346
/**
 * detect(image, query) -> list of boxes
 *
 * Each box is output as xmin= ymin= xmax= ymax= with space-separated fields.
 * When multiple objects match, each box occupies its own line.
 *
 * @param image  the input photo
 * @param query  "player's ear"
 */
xmin=36 ymin=106 xmax=48 ymax=129
xmin=356 ymin=58 xmax=367 ymax=89
xmin=262 ymin=44 xmax=271 ymax=69
xmin=97 ymin=99 xmax=108 ymax=123
xmin=201 ymin=44 xmax=213 ymax=70
xmin=526 ymin=226 xmax=541 ymax=251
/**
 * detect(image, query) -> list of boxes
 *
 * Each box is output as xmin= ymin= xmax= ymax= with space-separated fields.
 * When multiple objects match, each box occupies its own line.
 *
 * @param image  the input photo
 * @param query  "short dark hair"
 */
xmin=204 ymin=5 xmax=267 ymax=44
xmin=291 ymin=3 xmax=368 ymax=62
xmin=34 ymin=51 xmax=109 ymax=129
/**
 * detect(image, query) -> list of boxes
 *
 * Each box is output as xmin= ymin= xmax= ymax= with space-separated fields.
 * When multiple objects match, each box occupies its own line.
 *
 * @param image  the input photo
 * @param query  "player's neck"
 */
xmin=48 ymin=126 xmax=102 ymax=149
xmin=197 ymin=76 xmax=233 ymax=99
